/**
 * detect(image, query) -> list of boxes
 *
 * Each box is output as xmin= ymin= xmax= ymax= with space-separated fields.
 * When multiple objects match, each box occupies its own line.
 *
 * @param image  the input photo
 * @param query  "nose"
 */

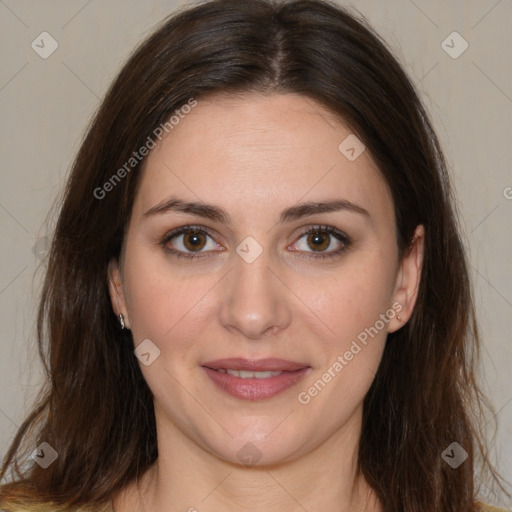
xmin=219 ymin=248 xmax=292 ymax=340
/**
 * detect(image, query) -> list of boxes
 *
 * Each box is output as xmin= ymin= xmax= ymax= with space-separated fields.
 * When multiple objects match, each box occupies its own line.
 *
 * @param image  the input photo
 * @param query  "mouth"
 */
xmin=201 ymin=358 xmax=311 ymax=400
xmin=215 ymin=368 xmax=285 ymax=378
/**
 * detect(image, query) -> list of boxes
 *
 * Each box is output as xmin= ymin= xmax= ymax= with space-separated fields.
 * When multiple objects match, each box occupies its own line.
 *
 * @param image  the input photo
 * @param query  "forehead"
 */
xmin=133 ymin=93 xmax=394 ymax=226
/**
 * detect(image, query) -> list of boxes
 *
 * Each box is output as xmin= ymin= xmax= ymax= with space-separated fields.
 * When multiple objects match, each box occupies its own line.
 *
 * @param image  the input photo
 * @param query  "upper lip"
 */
xmin=202 ymin=358 xmax=308 ymax=372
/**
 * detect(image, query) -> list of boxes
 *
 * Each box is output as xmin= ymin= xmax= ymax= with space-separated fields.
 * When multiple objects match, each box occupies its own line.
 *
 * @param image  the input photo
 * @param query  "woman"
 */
xmin=0 ymin=0 xmax=509 ymax=510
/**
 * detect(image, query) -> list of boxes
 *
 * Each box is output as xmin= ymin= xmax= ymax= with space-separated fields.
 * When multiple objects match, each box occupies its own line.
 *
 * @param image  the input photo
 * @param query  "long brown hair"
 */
xmin=0 ymin=1 xmax=508 ymax=510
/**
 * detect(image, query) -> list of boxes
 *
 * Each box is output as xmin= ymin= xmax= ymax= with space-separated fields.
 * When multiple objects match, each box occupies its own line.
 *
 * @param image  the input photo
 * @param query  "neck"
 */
xmin=113 ymin=405 xmax=381 ymax=512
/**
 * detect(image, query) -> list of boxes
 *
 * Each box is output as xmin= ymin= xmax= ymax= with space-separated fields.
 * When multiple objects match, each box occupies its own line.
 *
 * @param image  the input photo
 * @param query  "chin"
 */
xmin=202 ymin=424 xmax=311 ymax=468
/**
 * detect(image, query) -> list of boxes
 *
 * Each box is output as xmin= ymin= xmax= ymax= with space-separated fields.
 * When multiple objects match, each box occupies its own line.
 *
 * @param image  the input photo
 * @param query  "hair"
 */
xmin=0 ymin=0 xmax=509 ymax=511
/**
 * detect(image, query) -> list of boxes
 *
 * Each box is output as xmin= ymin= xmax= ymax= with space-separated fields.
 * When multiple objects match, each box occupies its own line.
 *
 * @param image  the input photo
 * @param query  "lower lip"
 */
xmin=202 ymin=367 xmax=310 ymax=400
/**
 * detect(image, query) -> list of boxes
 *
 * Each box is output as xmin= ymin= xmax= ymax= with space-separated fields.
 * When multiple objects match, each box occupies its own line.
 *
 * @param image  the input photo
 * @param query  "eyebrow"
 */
xmin=143 ymin=196 xmax=370 ymax=223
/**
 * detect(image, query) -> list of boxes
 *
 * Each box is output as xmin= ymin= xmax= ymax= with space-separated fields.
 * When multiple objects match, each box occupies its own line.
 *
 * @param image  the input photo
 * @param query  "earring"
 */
xmin=397 ymin=315 xmax=402 ymax=322
xmin=119 ymin=313 xmax=125 ymax=330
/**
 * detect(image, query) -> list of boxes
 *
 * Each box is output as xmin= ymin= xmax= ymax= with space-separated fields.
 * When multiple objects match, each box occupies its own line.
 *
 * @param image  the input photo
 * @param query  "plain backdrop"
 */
xmin=0 ymin=0 xmax=511 ymax=506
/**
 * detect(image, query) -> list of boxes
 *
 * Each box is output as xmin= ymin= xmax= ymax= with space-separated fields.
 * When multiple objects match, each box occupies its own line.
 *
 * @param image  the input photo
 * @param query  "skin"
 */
xmin=109 ymin=93 xmax=424 ymax=512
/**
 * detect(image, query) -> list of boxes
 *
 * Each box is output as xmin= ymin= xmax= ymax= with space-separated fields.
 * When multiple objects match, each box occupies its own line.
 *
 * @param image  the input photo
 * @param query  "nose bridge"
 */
xmin=219 ymin=245 xmax=291 ymax=339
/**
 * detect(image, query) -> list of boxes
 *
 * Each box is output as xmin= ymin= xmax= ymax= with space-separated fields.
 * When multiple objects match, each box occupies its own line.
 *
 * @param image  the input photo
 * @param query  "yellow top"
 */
xmin=105 ymin=502 xmax=511 ymax=512
xmin=479 ymin=503 xmax=510 ymax=512
xmin=104 ymin=501 xmax=509 ymax=511
xmin=1 ymin=499 xmax=507 ymax=511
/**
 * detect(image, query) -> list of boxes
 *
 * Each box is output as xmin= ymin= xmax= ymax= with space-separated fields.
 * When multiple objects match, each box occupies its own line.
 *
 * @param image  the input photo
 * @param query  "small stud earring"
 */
xmin=397 ymin=315 xmax=401 ymax=322
xmin=119 ymin=313 xmax=126 ymax=330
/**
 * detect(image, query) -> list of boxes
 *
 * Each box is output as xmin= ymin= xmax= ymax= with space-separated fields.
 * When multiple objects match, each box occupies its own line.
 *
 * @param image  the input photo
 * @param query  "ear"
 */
xmin=388 ymin=225 xmax=425 ymax=333
xmin=108 ymin=258 xmax=130 ymax=329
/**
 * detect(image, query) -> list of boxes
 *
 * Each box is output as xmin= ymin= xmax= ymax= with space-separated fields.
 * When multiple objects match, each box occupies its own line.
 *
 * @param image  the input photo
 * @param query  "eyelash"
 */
xmin=160 ymin=224 xmax=351 ymax=261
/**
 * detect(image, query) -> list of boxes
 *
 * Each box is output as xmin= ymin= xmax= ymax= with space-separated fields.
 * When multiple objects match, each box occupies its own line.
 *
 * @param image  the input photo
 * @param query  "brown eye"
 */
xmin=182 ymin=230 xmax=207 ymax=251
xmin=306 ymin=232 xmax=331 ymax=252
xmin=290 ymin=225 xmax=350 ymax=259
xmin=162 ymin=226 xmax=220 ymax=257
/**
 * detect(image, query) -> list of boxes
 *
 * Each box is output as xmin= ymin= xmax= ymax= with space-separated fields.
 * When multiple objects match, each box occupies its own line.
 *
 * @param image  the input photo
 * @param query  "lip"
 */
xmin=202 ymin=357 xmax=307 ymax=372
xmin=201 ymin=358 xmax=311 ymax=401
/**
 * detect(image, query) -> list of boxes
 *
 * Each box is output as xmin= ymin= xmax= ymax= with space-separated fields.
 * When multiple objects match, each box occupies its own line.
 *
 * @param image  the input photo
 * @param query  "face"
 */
xmin=109 ymin=93 xmax=423 ymax=466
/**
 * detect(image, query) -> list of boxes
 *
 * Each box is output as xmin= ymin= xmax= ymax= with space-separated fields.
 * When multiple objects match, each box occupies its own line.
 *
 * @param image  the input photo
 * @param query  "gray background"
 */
xmin=0 ymin=0 xmax=511 ymax=506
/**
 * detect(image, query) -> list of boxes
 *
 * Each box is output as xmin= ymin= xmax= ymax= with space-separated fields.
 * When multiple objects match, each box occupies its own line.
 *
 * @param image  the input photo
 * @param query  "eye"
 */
xmin=160 ymin=224 xmax=350 ymax=261
xmin=290 ymin=225 xmax=350 ymax=259
xmin=161 ymin=226 xmax=222 ymax=259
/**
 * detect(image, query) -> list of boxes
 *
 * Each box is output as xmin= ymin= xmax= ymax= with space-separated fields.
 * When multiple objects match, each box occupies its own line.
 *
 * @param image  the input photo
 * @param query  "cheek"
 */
xmin=294 ymin=260 xmax=393 ymax=421
xmin=122 ymin=248 xmax=216 ymax=357
xmin=120 ymin=242 xmax=172 ymax=331
xmin=299 ymin=251 xmax=397 ymax=347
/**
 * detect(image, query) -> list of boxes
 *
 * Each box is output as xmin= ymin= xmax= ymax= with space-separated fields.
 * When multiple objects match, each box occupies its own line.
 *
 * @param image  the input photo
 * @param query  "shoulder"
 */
xmin=478 ymin=503 xmax=510 ymax=512
xmin=0 ymin=498 xmax=113 ymax=512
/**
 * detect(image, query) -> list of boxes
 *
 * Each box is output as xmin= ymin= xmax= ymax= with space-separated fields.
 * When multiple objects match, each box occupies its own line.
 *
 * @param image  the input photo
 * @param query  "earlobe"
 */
xmin=107 ymin=259 xmax=130 ymax=329
xmin=389 ymin=225 xmax=425 ymax=332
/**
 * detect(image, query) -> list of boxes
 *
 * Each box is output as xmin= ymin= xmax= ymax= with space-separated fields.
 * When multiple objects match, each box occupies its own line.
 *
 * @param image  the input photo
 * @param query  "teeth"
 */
xmin=220 ymin=369 xmax=283 ymax=379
